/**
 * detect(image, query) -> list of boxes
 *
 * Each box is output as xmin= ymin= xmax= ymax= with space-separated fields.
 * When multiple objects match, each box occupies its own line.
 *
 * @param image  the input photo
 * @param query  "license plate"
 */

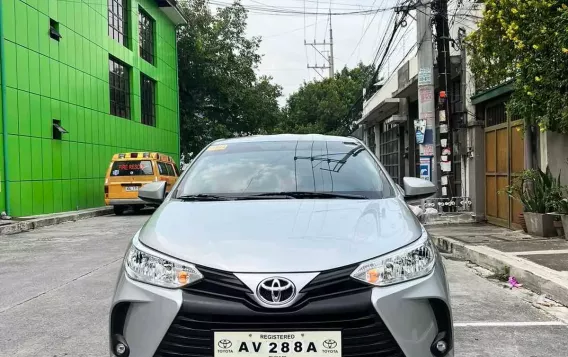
xmin=214 ymin=331 xmax=341 ymax=357
xmin=125 ymin=186 xmax=139 ymax=192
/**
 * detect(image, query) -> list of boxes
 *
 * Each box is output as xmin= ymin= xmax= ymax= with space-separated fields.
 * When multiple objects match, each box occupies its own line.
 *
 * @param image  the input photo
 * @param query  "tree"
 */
xmin=177 ymin=0 xmax=283 ymax=156
xmin=277 ymin=64 xmax=375 ymax=135
xmin=466 ymin=0 xmax=568 ymax=133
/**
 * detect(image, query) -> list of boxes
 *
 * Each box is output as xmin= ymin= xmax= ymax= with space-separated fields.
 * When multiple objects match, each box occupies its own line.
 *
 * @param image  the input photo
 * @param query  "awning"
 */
xmin=356 ymin=98 xmax=400 ymax=126
xmin=154 ymin=0 xmax=187 ymax=25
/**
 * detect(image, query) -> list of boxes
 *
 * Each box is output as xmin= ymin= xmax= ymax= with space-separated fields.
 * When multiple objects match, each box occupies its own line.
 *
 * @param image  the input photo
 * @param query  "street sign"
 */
xmin=420 ymin=156 xmax=431 ymax=181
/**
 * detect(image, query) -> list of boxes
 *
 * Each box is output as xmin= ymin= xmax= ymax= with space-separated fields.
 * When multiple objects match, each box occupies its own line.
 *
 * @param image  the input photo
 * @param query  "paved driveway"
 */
xmin=0 ymin=214 xmax=567 ymax=356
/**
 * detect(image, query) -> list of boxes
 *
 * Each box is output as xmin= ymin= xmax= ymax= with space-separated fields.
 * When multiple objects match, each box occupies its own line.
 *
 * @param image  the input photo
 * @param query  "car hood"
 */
xmin=138 ymin=198 xmax=423 ymax=273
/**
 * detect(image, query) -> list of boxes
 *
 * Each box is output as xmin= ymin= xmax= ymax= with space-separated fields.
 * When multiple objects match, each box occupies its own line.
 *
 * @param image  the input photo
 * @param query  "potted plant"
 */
xmin=505 ymin=167 xmax=563 ymax=237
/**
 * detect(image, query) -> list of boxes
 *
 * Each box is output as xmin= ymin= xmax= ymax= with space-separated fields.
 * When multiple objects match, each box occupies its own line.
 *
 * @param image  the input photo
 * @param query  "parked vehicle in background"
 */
xmin=104 ymin=152 xmax=180 ymax=215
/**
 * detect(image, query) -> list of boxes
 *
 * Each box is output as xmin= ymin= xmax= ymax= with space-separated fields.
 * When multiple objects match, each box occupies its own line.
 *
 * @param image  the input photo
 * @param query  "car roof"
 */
xmin=213 ymin=134 xmax=361 ymax=145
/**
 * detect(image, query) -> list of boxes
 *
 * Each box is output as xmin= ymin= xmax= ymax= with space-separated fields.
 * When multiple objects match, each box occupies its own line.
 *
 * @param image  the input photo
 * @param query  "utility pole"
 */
xmin=328 ymin=11 xmax=335 ymax=78
xmin=416 ymin=0 xmax=437 ymax=186
xmin=433 ymin=0 xmax=452 ymax=197
xmin=305 ymin=13 xmax=334 ymax=79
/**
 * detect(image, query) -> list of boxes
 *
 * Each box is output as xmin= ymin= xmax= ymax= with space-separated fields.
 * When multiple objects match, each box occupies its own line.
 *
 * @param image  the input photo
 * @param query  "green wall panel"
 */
xmin=17 ymin=90 xmax=31 ymax=136
xmin=42 ymin=139 xmax=53 ymax=180
xmin=32 ymin=181 xmax=44 ymax=215
xmin=15 ymin=0 xmax=28 ymax=48
xmin=1 ymin=0 xmax=180 ymax=216
xmin=61 ymin=180 xmax=71 ymax=212
xmin=30 ymin=138 xmax=43 ymax=181
xmin=16 ymin=46 xmax=30 ymax=91
xmin=52 ymin=180 xmax=62 ymax=213
xmin=43 ymin=180 xmax=54 ymax=213
xmin=4 ymin=41 xmax=17 ymax=88
xmin=8 ymin=182 xmax=21 ymax=217
xmin=19 ymin=137 xmax=32 ymax=180
xmin=20 ymin=181 xmax=33 ymax=215
xmin=29 ymin=52 xmax=40 ymax=95
xmin=2 ymin=0 xmax=16 ymax=42
xmin=27 ymin=5 xmax=39 ymax=52
xmin=29 ymin=94 xmax=41 ymax=138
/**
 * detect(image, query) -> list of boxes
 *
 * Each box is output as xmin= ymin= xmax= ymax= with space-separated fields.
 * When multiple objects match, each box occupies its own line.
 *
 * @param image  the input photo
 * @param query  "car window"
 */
xmin=110 ymin=160 xmax=153 ymax=176
xmin=176 ymin=140 xmax=396 ymax=199
xmin=157 ymin=162 xmax=169 ymax=176
xmin=166 ymin=164 xmax=175 ymax=176
xmin=172 ymin=164 xmax=180 ymax=176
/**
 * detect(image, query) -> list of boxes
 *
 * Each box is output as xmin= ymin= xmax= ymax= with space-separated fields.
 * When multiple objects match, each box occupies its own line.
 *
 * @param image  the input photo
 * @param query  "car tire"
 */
xmin=113 ymin=206 xmax=126 ymax=215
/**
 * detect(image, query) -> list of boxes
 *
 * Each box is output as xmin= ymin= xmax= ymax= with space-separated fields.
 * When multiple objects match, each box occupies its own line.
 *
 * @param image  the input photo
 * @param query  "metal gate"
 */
xmin=484 ymin=101 xmax=524 ymax=229
xmin=380 ymin=122 xmax=401 ymax=184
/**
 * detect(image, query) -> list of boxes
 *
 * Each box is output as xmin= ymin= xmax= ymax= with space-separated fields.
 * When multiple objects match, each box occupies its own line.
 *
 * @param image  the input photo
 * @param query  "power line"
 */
xmin=341 ymin=10 xmax=409 ymax=129
xmin=205 ymin=0 xmax=399 ymax=16
xmin=345 ymin=0 xmax=381 ymax=64
xmin=314 ymin=0 xmax=319 ymax=40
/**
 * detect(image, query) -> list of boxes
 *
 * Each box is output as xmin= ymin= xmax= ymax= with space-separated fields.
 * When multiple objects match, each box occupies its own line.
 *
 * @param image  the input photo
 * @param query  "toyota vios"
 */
xmin=109 ymin=134 xmax=453 ymax=357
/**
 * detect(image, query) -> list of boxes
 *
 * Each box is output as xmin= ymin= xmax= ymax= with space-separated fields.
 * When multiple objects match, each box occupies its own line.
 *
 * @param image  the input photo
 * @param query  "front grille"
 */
xmin=154 ymin=293 xmax=405 ymax=357
xmin=185 ymin=264 xmax=370 ymax=308
xmin=187 ymin=265 xmax=253 ymax=304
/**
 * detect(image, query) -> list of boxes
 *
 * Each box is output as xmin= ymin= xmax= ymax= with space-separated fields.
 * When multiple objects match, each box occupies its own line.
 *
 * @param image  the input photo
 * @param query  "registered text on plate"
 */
xmin=214 ymin=331 xmax=342 ymax=357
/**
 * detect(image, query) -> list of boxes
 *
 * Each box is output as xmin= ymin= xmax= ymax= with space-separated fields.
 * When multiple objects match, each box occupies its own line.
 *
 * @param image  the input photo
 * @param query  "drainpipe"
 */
xmin=175 ymin=24 xmax=181 ymax=166
xmin=0 ymin=1 xmax=11 ymax=215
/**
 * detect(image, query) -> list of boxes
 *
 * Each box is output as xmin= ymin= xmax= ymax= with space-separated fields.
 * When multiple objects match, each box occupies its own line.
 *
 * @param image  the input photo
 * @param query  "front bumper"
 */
xmin=110 ymin=259 xmax=453 ymax=357
xmin=106 ymin=198 xmax=146 ymax=206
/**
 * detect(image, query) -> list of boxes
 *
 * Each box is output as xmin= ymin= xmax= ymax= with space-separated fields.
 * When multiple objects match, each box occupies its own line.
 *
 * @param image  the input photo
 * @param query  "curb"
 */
xmin=433 ymin=235 xmax=568 ymax=307
xmin=0 ymin=207 xmax=114 ymax=236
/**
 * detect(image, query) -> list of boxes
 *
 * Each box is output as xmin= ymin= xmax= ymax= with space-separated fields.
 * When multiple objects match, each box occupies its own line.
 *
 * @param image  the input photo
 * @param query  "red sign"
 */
xmin=118 ymin=164 xmax=144 ymax=171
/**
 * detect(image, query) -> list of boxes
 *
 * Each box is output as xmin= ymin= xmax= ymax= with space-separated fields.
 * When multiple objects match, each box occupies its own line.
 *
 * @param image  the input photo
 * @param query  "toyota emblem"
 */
xmin=256 ymin=277 xmax=296 ymax=306
xmin=218 ymin=339 xmax=232 ymax=349
xmin=323 ymin=339 xmax=337 ymax=349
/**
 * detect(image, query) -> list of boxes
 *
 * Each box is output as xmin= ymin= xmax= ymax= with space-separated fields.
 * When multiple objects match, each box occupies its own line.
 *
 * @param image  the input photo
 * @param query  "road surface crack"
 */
xmin=0 ymin=256 xmax=123 ymax=314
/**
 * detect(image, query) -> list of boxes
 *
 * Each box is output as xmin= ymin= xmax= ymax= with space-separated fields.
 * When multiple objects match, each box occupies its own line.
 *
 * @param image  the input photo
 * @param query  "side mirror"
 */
xmin=138 ymin=181 xmax=167 ymax=204
xmin=402 ymin=177 xmax=436 ymax=201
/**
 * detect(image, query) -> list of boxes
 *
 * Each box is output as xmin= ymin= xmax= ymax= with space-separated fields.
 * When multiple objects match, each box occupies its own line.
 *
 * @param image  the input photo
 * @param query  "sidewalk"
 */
xmin=0 ymin=207 xmax=113 ymax=236
xmin=429 ymin=223 xmax=568 ymax=306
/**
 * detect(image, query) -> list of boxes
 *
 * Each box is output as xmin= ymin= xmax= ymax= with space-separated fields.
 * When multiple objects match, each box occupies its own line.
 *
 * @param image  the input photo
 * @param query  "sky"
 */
xmin=209 ymin=0 xmax=418 ymax=104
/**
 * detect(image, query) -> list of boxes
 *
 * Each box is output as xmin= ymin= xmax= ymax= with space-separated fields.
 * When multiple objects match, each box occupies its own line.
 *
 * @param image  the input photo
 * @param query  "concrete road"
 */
xmin=0 ymin=214 xmax=567 ymax=357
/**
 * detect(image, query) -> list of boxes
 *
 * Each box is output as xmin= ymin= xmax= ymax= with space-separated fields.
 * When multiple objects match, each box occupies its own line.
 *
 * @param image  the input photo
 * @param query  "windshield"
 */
xmin=176 ymin=140 xmax=395 ymax=199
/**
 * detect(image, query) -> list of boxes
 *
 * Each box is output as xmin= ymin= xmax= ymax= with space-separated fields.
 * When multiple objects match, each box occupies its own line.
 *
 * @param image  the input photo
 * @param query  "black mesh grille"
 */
xmin=154 ymin=299 xmax=405 ymax=357
xmin=184 ymin=264 xmax=370 ymax=308
xmin=157 ymin=267 xmax=405 ymax=357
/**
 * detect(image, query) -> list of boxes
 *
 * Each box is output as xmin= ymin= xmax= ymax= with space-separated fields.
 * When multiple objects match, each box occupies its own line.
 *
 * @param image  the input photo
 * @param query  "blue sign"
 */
xmin=415 ymin=129 xmax=424 ymax=144
xmin=420 ymin=156 xmax=431 ymax=181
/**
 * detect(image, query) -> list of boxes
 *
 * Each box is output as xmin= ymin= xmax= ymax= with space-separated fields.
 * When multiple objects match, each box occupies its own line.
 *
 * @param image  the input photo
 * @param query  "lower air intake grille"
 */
xmin=153 ymin=292 xmax=405 ymax=357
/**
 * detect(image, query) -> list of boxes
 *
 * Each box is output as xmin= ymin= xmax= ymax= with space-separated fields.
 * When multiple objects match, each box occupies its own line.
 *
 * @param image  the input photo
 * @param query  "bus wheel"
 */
xmin=113 ymin=206 xmax=126 ymax=215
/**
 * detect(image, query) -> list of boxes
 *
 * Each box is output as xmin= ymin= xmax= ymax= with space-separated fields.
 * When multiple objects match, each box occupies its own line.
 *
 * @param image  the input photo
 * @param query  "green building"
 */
xmin=0 ymin=0 xmax=184 ymax=217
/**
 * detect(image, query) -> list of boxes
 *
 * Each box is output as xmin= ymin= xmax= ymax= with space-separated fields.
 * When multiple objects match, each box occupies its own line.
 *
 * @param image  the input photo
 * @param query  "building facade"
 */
xmin=0 ymin=0 xmax=184 ymax=216
xmin=356 ymin=0 xmax=480 ymax=220
xmin=356 ymin=0 xmax=568 ymax=228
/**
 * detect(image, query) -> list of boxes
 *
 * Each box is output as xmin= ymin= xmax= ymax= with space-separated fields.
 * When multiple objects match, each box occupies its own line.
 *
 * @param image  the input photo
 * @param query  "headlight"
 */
xmin=124 ymin=235 xmax=203 ymax=288
xmin=350 ymin=230 xmax=436 ymax=287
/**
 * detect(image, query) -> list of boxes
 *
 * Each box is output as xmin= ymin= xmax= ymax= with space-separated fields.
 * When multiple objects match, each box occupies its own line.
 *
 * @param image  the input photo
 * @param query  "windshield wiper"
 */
xmin=177 ymin=194 xmax=234 ymax=201
xmin=249 ymin=191 xmax=369 ymax=199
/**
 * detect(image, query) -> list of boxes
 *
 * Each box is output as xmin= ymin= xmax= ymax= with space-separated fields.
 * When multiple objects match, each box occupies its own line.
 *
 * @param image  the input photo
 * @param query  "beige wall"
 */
xmin=540 ymin=131 xmax=568 ymax=185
